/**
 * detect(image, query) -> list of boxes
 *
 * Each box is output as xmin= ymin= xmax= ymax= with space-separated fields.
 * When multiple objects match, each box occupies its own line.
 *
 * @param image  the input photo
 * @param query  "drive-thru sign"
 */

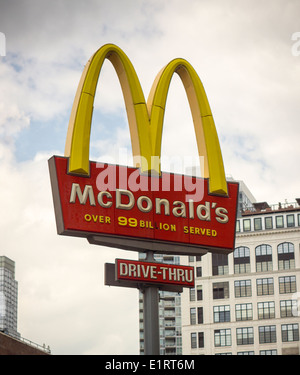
xmin=116 ymin=259 xmax=194 ymax=288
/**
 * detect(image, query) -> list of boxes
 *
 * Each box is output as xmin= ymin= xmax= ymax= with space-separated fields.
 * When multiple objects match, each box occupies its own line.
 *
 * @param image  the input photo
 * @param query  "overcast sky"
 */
xmin=0 ymin=0 xmax=299 ymax=354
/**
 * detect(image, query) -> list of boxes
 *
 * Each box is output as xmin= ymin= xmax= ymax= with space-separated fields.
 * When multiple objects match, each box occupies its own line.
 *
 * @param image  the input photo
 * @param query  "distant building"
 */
xmin=0 ymin=331 xmax=50 ymax=355
xmin=226 ymin=177 xmax=256 ymax=216
xmin=0 ymin=256 xmax=51 ymax=354
xmin=139 ymin=254 xmax=182 ymax=355
xmin=181 ymin=187 xmax=300 ymax=355
xmin=0 ymin=256 xmax=20 ymax=339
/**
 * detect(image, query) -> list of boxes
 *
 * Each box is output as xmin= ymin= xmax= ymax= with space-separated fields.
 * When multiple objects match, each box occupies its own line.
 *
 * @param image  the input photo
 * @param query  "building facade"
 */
xmin=181 ymin=199 xmax=300 ymax=355
xmin=0 ymin=256 xmax=20 ymax=339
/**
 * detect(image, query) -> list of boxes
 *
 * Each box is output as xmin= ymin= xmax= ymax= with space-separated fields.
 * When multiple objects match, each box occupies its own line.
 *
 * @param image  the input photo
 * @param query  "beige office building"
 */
xmin=181 ymin=197 xmax=300 ymax=355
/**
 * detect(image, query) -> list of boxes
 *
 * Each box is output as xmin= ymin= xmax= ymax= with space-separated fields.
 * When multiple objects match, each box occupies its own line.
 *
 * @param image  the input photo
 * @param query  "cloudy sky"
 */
xmin=0 ymin=0 xmax=299 ymax=354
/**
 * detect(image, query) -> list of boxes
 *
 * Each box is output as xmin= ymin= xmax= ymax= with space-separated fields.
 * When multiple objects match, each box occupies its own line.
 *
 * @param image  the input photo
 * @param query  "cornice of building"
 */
xmin=236 ymin=227 xmax=300 ymax=238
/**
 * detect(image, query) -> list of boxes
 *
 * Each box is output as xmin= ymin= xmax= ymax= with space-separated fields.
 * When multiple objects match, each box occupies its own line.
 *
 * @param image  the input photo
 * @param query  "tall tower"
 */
xmin=0 ymin=256 xmax=20 ymax=339
xmin=139 ymin=253 xmax=182 ymax=355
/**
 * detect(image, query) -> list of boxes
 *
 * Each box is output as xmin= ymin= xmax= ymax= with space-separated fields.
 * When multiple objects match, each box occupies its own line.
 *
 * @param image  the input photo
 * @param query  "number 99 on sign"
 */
xmin=117 ymin=216 xmax=155 ymax=229
xmin=118 ymin=216 xmax=138 ymax=227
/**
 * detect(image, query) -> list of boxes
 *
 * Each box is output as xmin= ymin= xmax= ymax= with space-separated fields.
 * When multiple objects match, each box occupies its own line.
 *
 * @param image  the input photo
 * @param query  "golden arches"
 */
xmin=148 ymin=59 xmax=227 ymax=195
xmin=65 ymin=44 xmax=151 ymax=175
xmin=64 ymin=44 xmax=228 ymax=196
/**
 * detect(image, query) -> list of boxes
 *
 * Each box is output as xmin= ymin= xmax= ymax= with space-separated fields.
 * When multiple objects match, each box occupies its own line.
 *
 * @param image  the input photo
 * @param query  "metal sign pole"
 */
xmin=143 ymin=251 xmax=160 ymax=355
xmin=104 ymin=255 xmax=187 ymax=355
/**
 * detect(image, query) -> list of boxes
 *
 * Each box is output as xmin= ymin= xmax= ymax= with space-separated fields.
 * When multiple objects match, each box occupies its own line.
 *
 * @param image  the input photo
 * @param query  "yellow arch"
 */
xmin=65 ymin=44 xmax=227 ymax=196
xmin=147 ymin=59 xmax=227 ymax=195
xmin=65 ymin=44 xmax=151 ymax=175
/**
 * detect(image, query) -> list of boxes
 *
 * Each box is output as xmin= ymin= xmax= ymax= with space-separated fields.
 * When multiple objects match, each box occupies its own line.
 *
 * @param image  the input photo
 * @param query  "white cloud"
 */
xmin=0 ymin=149 xmax=140 ymax=354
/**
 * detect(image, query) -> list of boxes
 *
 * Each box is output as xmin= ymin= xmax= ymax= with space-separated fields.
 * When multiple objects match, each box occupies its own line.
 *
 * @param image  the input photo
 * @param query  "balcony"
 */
xmin=164 ymin=319 xmax=176 ymax=328
xmin=165 ymin=329 xmax=176 ymax=337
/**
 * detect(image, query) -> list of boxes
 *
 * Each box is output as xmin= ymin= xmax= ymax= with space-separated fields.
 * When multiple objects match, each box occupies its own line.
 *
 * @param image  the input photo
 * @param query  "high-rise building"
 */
xmin=139 ymin=253 xmax=182 ymax=355
xmin=227 ymin=177 xmax=256 ymax=216
xmin=181 ymin=192 xmax=300 ymax=355
xmin=0 ymin=256 xmax=20 ymax=339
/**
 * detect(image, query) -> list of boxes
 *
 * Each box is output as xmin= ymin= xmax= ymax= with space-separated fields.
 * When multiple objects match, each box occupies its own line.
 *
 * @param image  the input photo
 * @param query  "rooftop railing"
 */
xmin=0 ymin=330 xmax=51 ymax=354
xmin=19 ymin=336 xmax=51 ymax=354
xmin=242 ymin=200 xmax=300 ymax=215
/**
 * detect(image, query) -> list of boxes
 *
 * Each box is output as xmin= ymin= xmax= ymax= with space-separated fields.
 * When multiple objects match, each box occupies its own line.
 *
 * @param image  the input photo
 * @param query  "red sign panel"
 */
xmin=116 ymin=259 xmax=195 ymax=287
xmin=49 ymin=156 xmax=239 ymax=255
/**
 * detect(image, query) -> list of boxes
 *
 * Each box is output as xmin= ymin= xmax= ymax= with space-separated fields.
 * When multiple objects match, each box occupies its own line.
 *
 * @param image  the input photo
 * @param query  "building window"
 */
xmin=254 ymin=218 xmax=262 ymax=230
xmin=213 ymin=282 xmax=229 ymax=299
xmin=236 ymin=327 xmax=254 ymax=345
xmin=190 ymin=308 xmax=196 ymax=325
xmin=287 ymin=214 xmax=295 ymax=227
xmin=257 ymin=301 xmax=275 ymax=319
xmin=237 ymin=351 xmax=255 ymax=355
xmin=260 ymin=350 xmax=277 ymax=355
xmin=198 ymin=332 xmax=204 ymax=348
xmin=298 ymin=213 xmax=300 ymax=226
xmin=265 ymin=217 xmax=273 ymax=230
xmin=214 ymin=329 xmax=231 ymax=347
xmin=255 ymin=244 xmax=273 ymax=272
xmin=281 ymin=324 xmax=299 ymax=342
xmin=212 ymin=254 xmax=228 ymax=276
xmin=196 ymin=267 xmax=202 ymax=277
xmin=213 ymin=305 xmax=230 ymax=323
xmin=191 ymin=332 xmax=197 ymax=348
xmin=197 ymin=285 xmax=203 ymax=301
xmin=234 ymin=246 xmax=250 ymax=274
xmin=197 ymin=307 xmax=203 ymax=324
xmin=280 ymin=300 xmax=296 ymax=318
xmin=275 ymin=215 xmax=284 ymax=228
xmin=243 ymin=219 xmax=251 ymax=231
xmin=235 ymin=303 xmax=253 ymax=321
xmin=278 ymin=242 xmax=295 ymax=270
xmin=176 ymin=336 xmax=182 ymax=347
xmin=259 ymin=325 xmax=276 ymax=344
xmin=189 ymin=287 xmax=195 ymax=302
xmin=234 ymin=280 xmax=251 ymax=298
xmin=236 ymin=220 xmax=240 ymax=233
xmin=279 ymin=276 xmax=297 ymax=294
xmin=215 ymin=352 xmax=232 ymax=355
xmin=257 ymin=278 xmax=274 ymax=296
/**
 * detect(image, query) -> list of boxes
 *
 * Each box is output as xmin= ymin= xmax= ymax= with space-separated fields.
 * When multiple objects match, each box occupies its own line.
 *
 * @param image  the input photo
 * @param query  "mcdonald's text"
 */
xmin=71 ymin=185 xmax=229 ymax=223
xmin=49 ymin=156 xmax=239 ymax=255
xmin=116 ymin=259 xmax=195 ymax=287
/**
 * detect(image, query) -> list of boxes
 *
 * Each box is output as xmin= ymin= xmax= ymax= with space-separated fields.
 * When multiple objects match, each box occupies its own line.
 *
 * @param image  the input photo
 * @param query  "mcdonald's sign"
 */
xmin=49 ymin=44 xmax=239 ymax=256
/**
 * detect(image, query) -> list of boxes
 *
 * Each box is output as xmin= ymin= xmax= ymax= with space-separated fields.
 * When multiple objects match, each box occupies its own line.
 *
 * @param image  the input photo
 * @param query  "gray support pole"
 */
xmin=143 ymin=251 xmax=160 ymax=355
